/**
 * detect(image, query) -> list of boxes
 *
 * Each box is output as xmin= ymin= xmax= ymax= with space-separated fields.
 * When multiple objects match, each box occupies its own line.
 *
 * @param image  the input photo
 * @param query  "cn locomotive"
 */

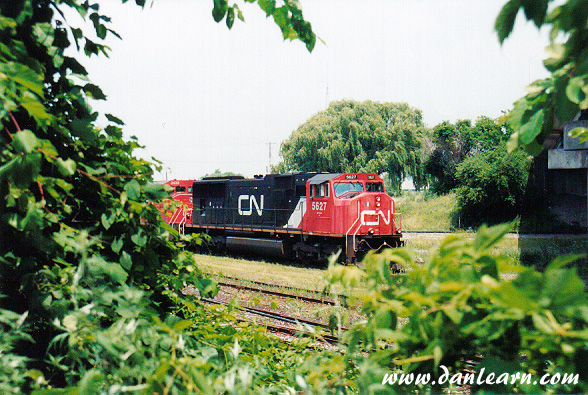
xmin=162 ymin=173 xmax=402 ymax=263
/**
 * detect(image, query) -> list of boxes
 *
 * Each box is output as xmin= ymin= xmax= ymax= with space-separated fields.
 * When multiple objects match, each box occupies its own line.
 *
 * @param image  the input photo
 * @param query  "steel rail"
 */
xmin=217 ymin=280 xmax=341 ymax=306
xmin=202 ymin=297 xmax=345 ymax=332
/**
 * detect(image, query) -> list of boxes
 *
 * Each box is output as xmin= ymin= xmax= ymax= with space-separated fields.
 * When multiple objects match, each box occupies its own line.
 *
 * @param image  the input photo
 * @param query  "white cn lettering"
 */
xmin=360 ymin=210 xmax=391 ymax=226
xmin=238 ymin=195 xmax=264 ymax=216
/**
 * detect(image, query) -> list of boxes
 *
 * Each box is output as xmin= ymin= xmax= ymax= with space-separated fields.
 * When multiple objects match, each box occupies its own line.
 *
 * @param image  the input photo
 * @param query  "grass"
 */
xmin=395 ymin=191 xmax=458 ymax=232
xmin=193 ymin=253 xmax=329 ymax=292
xmin=404 ymin=232 xmax=520 ymax=264
xmin=405 ymin=232 xmax=588 ymax=270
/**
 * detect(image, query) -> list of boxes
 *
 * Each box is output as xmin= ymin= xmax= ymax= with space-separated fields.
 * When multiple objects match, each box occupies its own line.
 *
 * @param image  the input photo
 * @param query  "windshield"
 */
xmin=334 ymin=182 xmax=364 ymax=198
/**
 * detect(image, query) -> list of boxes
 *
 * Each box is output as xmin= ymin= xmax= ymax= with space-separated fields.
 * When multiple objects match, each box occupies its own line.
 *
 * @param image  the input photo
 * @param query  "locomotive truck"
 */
xmin=163 ymin=173 xmax=403 ymax=264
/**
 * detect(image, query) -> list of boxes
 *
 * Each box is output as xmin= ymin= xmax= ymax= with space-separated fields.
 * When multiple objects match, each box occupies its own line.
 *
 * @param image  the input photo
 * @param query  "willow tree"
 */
xmin=279 ymin=100 xmax=428 ymax=193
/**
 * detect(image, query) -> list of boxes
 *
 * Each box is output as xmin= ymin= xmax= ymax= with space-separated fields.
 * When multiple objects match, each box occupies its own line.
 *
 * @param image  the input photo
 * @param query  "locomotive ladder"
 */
xmin=178 ymin=209 xmax=186 ymax=235
xmin=169 ymin=206 xmax=187 ymax=235
xmin=344 ymin=201 xmax=363 ymax=264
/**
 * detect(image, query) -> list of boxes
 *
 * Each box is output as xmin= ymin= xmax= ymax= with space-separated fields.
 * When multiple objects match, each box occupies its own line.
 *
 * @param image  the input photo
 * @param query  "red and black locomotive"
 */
xmin=163 ymin=173 xmax=402 ymax=263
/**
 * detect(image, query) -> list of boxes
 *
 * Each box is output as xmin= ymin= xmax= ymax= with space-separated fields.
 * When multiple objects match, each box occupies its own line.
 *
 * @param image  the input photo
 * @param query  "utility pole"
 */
xmin=267 ymin=142 xmax=274 ymax=173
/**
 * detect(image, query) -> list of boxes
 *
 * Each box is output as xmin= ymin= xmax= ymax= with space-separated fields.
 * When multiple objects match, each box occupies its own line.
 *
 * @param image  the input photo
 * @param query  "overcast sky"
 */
xmin=83 ymin=0 xmax=550 ymax=180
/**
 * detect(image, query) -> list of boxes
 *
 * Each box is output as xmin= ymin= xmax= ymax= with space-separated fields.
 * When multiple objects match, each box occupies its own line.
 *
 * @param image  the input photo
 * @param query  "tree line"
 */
xmin=275 ymin=100 xmax=532 ymax=227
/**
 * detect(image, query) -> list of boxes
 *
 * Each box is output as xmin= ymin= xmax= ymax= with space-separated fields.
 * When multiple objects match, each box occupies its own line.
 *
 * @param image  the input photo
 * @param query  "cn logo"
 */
xmin=360 ymin=210 xmax=391 ymax=226
xmin=238 ymin=195 xmax=264 ymax=216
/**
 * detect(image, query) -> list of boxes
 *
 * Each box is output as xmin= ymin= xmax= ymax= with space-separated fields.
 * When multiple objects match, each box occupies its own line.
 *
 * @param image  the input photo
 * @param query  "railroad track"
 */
xmin=202 ymin=297 xmax=341 ymax=344
xmin=216 ymin=278 xmax=346 ymax=306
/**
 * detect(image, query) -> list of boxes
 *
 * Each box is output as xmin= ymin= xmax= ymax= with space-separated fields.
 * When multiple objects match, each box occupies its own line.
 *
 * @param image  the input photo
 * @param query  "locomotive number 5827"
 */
xmin=312 ymin=201 xmax=327 ymax=211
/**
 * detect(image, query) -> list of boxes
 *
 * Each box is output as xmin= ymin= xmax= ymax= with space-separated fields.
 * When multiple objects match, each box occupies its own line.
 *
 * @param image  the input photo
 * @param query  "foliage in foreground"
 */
xmin=328 ymin=223 xmax=588 ymax=394
xmin=0 ymin=0 xmax=326 ymax=393
xmin=497 ymin=0 xmax=588 ymax=153
xmin=3 ymin=268 xmax=341 ymax=394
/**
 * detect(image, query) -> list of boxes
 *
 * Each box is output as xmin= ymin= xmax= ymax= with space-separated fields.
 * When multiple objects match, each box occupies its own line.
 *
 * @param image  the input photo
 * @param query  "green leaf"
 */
xmin=124 ymin=179 xmax=141 ymax=200
xmin=569 ymin=126 xmax=588 ymax=143
xmin=104 ymin=125 xmax=123 ymax=138
xmin=518 ymin=108 xmax=545 ymax=144
xmin=495 ymin=0 xmax=522 ymax=44
xmin=258 ymin=0 xmax=276 ymax=15
xmin=543 ymin=266 xmax=586 ymax=308
xmin=111 ymin=237 xmax=124 ymax=254
xmin=77 ymin=369 xmax=105 ymax=393
xmin=545 ymin=254 xmax=585 ymax=272
xmin=143 ymin=183 xmax=170 ymax=200
xmin=543 ymin=43 xmax=565 ymax=71
xmin=12 ymin=130 xmax=40 ymax=154
xmin=374 ymin=308 xmax=396 ymax=329
xmin=119 ymin=251 xmax=132 ymax=270
xmin=13 ymin=152 xmax=42 ymax=187
xmin=473 ymin=222 xmax=513 ymax=251
xmin=506 ymin=131 xmax=520 ymax=152
xmin=105 ymin=113 xmax=124 ymax=125
xmin=56 ymin=158 xmax=76 ymax=176
xmin=86 ymin=256 xmax=128 ymax=284
xmin=566 ymin=76 xmax=587 ymax=105
xmin=83 ymin=83 xmax=107 ymax=100
xmin=0 ymin=157 xmax=18 ymax=182
xmin=173 ymin=319 xmax=194 ymax=331
xmin=532 ymin=313 xmax=555 ymax=333
xmin=212 ymin=0 xmax=228 ymax=22
xmin=70 ymin=119 xmax=97 ymax=141
xmin=522 ymin=0 xmax=547 ymax=28
xmin=131 ymin=230 xmax=147 ymax=247
xmin=1 ymin=62 xmax=45 ymax=97
xmin=21 ymin=98 xmax=52 ymax=126
xmin=226 ymin=7 xmax=235 ymax=29
xmin=555 ymin=76 xmax=579 ymax=122
xmin=523 ymin=138 xmax=545 ymax=155
xmin=273 ymin=6 xmax=290 ymax=36
xmin=101 ymin=211 xmax=116 ymax=230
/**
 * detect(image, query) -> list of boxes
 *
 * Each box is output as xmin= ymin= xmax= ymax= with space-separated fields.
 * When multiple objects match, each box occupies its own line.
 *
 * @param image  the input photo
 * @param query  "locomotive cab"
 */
xmin=159 ymin=179 xmax=194 ymax=233
xmin=303 ymin=173 xmax=402 ymax=263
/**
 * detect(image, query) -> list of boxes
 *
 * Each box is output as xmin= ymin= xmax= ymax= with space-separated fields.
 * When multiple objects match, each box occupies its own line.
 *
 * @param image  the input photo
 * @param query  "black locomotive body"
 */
xmin=192 ymin=173 xmax=312 ymax=228
xmin=182 ymin=172 xmax=403 ymax=263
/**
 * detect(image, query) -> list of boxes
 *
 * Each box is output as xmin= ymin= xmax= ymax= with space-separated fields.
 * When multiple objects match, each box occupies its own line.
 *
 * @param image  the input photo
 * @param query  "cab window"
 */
xmin=312 ymin=182 xmax=330 ymax=198
xmin=175 ymin=186 xmax=186 ymax=193
xmin=334 ymin=182 xmax=364 ymax=198
xmin=366 ymin=182 xmax=384 ymax=192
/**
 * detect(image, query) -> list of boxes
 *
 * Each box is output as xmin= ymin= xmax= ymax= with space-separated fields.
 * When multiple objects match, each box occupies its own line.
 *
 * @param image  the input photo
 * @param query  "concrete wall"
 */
xmin=545 ymin=120 xmax=588 ymax=232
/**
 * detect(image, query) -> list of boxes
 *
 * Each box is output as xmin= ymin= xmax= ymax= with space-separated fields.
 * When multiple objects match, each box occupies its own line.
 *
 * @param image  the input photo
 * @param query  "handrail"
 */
xmin=344 ymin=201 xmax=362 ymax=257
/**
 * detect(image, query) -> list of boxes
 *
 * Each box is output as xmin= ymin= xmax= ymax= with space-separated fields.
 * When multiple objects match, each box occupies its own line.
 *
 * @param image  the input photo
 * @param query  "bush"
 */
xmin=455 ymin=145 xmax=531 ymax=226
xmin=328 ymin=223 xmax=588 ymax=394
